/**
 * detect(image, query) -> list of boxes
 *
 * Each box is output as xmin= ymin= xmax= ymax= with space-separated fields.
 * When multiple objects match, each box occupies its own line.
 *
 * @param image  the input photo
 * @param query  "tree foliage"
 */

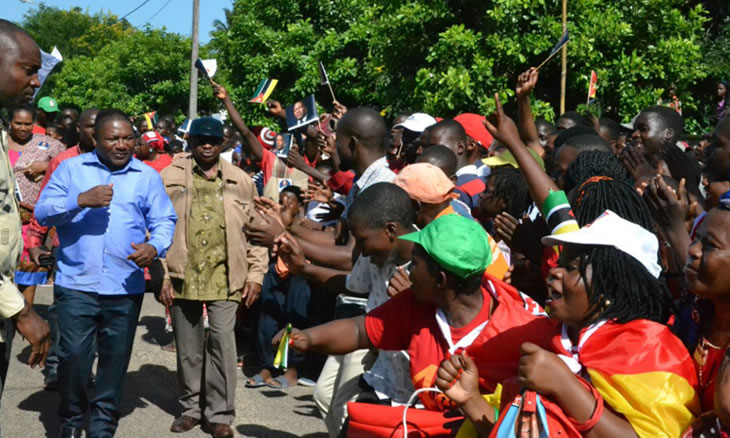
xmin=19 ymin=1 xmax=716 ymax=132
xmin=22 ymin=4 xmax=133 ymax=58
xmin=212 ymin=0 xmax=710 ymax=131
xmin=21 ymin=5 xmax=216 ymax=121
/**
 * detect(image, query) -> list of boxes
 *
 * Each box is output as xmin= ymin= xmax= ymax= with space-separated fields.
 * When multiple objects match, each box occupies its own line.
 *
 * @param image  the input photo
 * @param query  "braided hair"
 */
xmin=563 ymin=150 xmax=632 ymax=194
xmin=571 ymin=177 xmax=674 ymax=325
xmin=575 ymin=246 xmax=673 ymax=325
xmin=573 ymin=177 xmax=654 ymax=231
xmin=488 ymin=165 xmax=533 ymax=218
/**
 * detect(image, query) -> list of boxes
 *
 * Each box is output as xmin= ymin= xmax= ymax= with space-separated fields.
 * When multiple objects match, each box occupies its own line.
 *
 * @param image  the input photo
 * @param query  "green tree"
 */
xmin=43 ymin=28 xmax=216 ymax=119
xmin=211 ymin=0 xmax=709 ymax=132
xmin=22 ymin=3 xmax=133 ymax=57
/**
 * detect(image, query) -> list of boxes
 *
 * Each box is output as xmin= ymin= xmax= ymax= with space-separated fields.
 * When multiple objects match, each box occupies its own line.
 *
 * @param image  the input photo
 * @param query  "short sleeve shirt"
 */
xmin=343 ymin=157 xmax=396 ymax=219
xmin=346 ymin=255 xmax=414 ymax=402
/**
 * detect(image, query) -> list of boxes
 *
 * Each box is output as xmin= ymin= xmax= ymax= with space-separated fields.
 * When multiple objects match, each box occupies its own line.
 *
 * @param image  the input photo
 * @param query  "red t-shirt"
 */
xmin=32 ymin=124 xmax=45 ymax=135
xmin=365 ymin=274 xmax=552 ymax=410
xmin=143 ymin=153 xmax=173 ymax=173
xmin=260 ymin=149 xmax=276 ymax=186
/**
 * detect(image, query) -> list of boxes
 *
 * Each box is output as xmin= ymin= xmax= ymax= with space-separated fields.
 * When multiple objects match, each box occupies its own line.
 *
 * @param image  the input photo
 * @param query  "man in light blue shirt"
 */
xmin=35 ymin=109 xmax=176 ymax=438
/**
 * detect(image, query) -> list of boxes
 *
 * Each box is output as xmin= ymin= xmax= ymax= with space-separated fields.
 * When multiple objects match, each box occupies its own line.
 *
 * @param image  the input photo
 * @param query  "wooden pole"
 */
xmin=188 ymin=0 xmax=200 ymax=120
xmin=560 ymin=0 xmax=567 ymax=115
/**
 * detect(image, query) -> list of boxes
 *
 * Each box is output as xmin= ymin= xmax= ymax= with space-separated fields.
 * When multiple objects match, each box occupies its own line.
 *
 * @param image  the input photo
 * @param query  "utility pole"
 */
xmin=188 ymin=0 xmax=200 ymax=120
xmin=560 ymin=0 xmax=567 ymax=115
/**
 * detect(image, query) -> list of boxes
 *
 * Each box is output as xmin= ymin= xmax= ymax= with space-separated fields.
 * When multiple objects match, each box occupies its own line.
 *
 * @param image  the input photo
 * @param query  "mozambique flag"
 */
xmin=143 ymin=111 xmax=158 ymax=131
xmin=249 ymin=78 xmax=278 ymax=104
xmin=273 ymin=323 xmax=291 ymax=370
xmin=551 ymin=320 xmax=700 ymax=437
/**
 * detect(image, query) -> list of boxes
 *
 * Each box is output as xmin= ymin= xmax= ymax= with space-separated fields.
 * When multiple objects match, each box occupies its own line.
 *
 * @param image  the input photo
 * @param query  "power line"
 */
xmin=120 ymin=0 xmax=153 ymax=21
xmin=146 ymin=0 xmax=173 ymax=24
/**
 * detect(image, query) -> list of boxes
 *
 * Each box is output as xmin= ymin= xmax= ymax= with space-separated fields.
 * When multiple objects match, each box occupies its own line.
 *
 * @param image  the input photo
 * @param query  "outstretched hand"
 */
xmin=273 ymin=232 xmax=307 ymax=275
xmin=272 ymin=326 xmax=312 ymax=352
xmin=483 ymin=93 xmax=522 ymax=149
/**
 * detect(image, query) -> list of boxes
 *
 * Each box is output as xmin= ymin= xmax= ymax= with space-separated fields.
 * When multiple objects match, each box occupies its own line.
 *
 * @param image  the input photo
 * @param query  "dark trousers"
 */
xmin=55 ymin=285 xmax=143 ymax=437
xmin=256 ymin=267 xmax=312 ymax=370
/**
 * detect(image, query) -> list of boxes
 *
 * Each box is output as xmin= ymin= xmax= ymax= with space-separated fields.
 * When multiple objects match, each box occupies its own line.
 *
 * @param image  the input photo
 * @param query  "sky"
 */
xmin=6 ymin=0 xmax=233 ymax=43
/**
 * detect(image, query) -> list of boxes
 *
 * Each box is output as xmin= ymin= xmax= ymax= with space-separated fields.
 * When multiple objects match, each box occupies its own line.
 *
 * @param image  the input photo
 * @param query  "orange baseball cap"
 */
xmin=394 ymin=163 xmax=458 ymax=204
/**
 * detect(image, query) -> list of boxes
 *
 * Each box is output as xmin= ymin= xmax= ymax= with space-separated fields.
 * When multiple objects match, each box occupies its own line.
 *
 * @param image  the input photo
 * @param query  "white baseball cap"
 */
xmin=541 ymin=210 xmax=661 ymax=278
xmin=394 ymin=112 xmax=437 ymax=133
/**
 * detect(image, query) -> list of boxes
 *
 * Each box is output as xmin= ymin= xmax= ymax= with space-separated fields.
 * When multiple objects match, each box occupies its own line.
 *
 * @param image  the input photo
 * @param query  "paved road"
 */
xmin=1 ymin=286 xmax=329 ymax=437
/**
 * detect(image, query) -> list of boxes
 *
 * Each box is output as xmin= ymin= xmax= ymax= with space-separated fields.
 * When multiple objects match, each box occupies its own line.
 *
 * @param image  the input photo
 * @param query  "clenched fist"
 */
xmin=78 ymin=184 xmax=113 ymax=208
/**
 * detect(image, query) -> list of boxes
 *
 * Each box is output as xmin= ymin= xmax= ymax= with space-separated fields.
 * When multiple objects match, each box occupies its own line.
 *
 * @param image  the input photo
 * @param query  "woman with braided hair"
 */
xmin=435 ymin=94 xmax=699 ymax=437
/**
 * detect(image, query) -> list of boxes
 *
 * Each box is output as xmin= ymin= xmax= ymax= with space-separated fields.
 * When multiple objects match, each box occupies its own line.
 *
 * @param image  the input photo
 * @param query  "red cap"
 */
xmin=142 ymin=131 xmax=167 ymax=151
xmin=251 ymin=126 xmax=277 ymax=150
xmin=453 ymin=113 xmax=493 ymax=149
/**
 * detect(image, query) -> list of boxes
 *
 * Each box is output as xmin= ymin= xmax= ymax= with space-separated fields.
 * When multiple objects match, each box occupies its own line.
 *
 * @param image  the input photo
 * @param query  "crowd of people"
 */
xmin=2 ymin=15 xmax=730 ymax=438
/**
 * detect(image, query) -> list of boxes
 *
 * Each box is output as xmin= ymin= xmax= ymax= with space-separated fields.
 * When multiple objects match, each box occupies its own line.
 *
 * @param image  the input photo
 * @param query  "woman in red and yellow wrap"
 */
xmin=436 ymin=93 xmax=699 ymax=437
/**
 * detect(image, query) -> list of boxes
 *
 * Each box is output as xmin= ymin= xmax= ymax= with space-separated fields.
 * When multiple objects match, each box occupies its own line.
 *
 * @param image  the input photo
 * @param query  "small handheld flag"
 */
xmin=195 ymin=58 xmax=217 ymax=82
xmin=249 ymin=78 xmax=279 ymax=104
xmin=536 ymin=30 xmax=570 ymax=71
xmin=273 ymin=323 xmax=292 ymax=370
xmin=143 ymin=111 xmax=158 ymax=131
xmin=318 ymin=61 xmax=337 ymax=103
xmin=33 ymin=47 xmax=63 ymax=100
xmin=587 ymin=70 xmax=598 ymax=104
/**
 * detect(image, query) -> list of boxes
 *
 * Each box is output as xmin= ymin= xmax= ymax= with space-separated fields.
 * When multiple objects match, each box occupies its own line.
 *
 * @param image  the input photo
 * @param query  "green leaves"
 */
xmin=25 ymin=0 xmax=714 ymax=132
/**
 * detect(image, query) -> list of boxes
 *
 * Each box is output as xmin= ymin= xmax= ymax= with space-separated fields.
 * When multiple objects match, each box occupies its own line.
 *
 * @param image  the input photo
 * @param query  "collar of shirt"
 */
xmin=455 ymin=161 xmax=489 ymax=178
xmin=81 ymin=150 xmax=144 ymax=174
xmin=192 ymin=162 xmax=222 ymax=180
xmin=355 ymin=156 xmax=390 ymax=190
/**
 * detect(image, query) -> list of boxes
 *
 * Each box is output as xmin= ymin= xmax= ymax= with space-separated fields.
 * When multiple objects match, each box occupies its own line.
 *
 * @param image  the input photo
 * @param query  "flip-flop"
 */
xmin=266 ymin=375 xmax=292 ymax=390
xmin=245 ymin=374 xmax=268 ymax=388
xmin=297 ymin=377 xmax=316 ymax=387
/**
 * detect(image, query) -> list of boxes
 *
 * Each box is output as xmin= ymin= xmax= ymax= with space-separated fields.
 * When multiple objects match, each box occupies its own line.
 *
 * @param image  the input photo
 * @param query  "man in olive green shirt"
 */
xmin=158 ymin=117 xmax=268 ymax=438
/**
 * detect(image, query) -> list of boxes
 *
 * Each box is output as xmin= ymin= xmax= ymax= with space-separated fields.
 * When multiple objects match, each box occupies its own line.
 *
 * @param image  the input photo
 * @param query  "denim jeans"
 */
xmin=55 ymin=285 xmax=143 ymax=437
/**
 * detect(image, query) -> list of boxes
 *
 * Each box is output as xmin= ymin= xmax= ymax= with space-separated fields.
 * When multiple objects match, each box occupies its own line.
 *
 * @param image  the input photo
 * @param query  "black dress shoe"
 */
xmin=59 ymin=426 xmax=82 ymax=438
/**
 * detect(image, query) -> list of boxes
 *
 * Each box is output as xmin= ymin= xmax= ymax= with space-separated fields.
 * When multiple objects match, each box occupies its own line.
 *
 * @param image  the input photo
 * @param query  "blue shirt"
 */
xmin=35 ymin=151 xmax=177 ymax=295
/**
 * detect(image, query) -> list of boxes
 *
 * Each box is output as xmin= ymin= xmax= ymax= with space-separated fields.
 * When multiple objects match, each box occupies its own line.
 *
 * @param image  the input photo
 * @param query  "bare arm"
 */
xmin=516 ymin=68 xmax=545 ymax=154
xmin=484 ymin=93 xmax=557 ymax=210
xmin=213 ymin=82 xmax=264 ymax=162
xmin=278 ymin=316 xmax=372 ymax=356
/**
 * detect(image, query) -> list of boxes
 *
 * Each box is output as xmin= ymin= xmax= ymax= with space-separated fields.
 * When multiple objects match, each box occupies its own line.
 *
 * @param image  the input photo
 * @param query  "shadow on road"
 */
xmin=120 ymin=363 xmax=179 ymax=417
xmin=17 ymin=388 xmax=60 ymax=438
xmin=16 ymin=363 xmax=179 ymax=437
xmin=236 ymin=424 xmax=328 ymax=438
xmin=137 ymin=315 xmax=173 ymax=347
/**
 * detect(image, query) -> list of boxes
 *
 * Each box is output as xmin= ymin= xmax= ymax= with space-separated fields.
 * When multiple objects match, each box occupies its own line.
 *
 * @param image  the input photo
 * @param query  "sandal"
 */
xmin=245 ymin=374 xmax=269 ymax=388
xmin=266 ymin=375 xmax=293 ymax=390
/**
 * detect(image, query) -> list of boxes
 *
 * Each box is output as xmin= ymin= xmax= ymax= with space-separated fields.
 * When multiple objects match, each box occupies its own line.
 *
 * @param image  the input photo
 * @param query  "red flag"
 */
xmin=587 ymin=70 xmax=598 ymax=103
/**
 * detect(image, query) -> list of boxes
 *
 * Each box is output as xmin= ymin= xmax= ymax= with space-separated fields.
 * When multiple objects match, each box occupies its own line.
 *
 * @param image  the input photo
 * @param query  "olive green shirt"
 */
xmin=181 ymin=165 xmax=232 ymax=301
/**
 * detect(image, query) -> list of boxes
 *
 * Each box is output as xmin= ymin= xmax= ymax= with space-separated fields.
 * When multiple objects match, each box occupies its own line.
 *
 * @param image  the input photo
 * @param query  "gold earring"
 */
xmin=604 ymin=299 xmax=612 ymax=307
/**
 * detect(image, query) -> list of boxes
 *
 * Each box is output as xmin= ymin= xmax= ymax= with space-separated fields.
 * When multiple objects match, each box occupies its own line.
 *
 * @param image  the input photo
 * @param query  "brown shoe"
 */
xmin=206 ymin=423 xmax=233 ymax=438
xmin=170 ymin=415 xmax=199 ymax=433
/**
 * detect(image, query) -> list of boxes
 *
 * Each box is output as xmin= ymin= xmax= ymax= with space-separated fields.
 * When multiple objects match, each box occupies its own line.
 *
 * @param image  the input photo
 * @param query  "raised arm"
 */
xmin=516 ymin=68 xmax=544 ymax=155
xmin=212 ymin=81 xmax=264 ymax=162
xmin=484 ymin=93 xmax=558 ymax=211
